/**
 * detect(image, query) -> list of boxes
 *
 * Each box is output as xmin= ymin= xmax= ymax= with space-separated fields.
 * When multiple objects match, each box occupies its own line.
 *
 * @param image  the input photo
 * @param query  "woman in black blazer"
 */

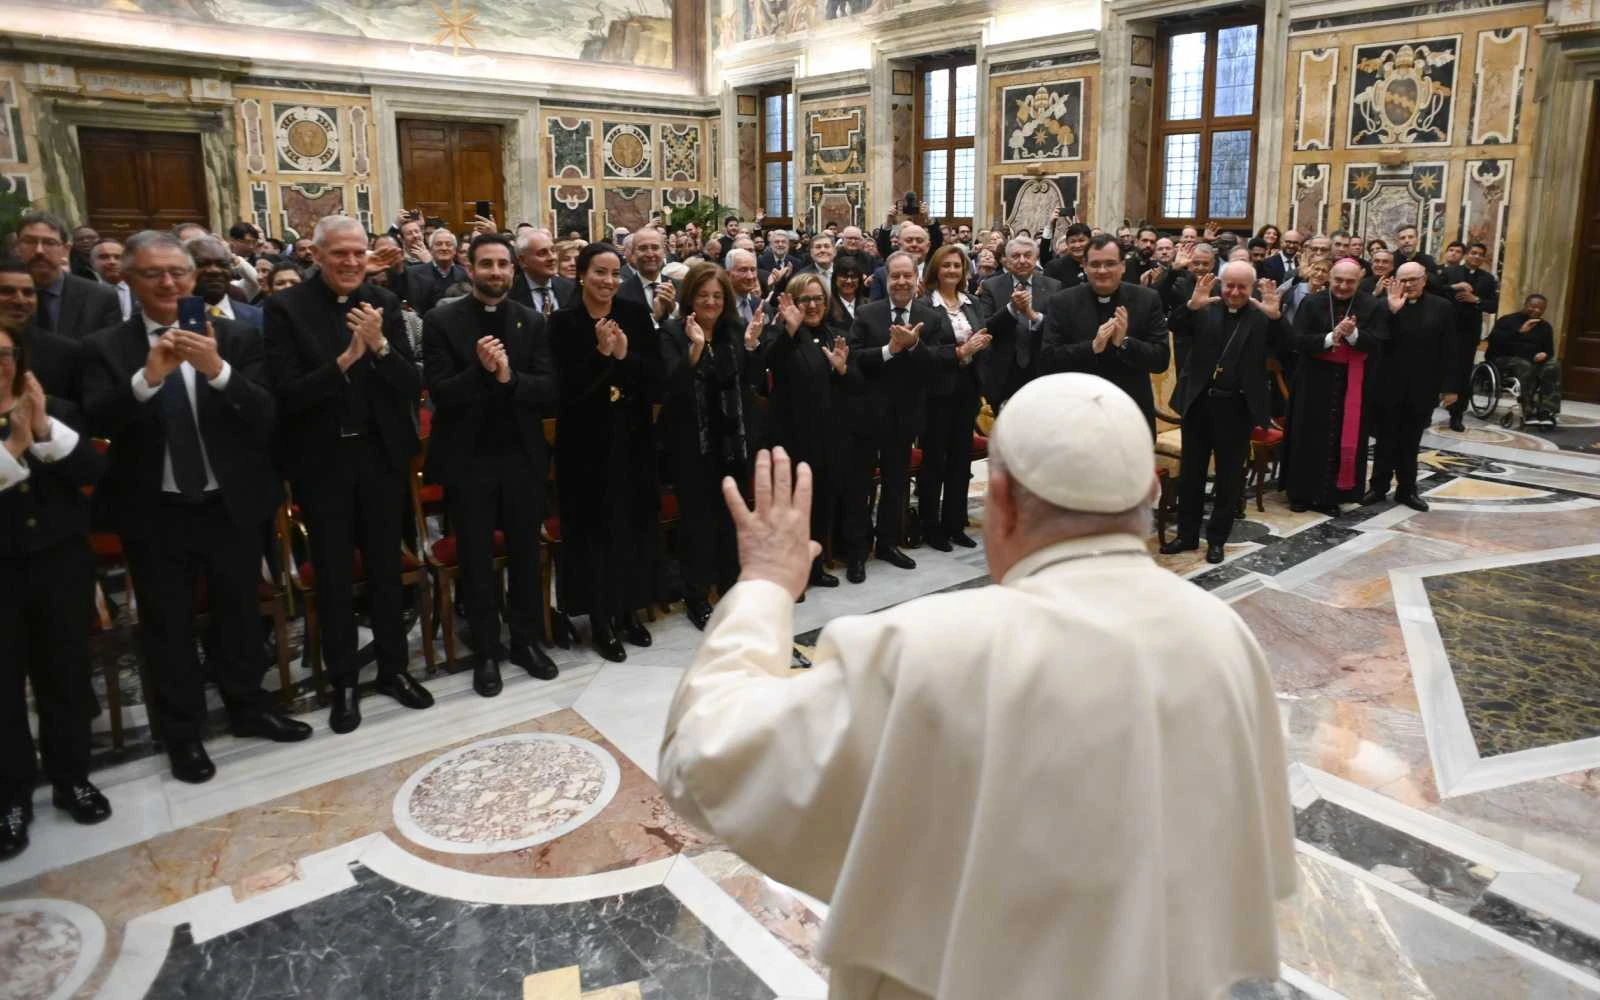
xmin=658 ymin=263 xmax=763 ymax=629
xmin=825 ymin=253 xmax=866 ymax=339
xmin=917 ymin=244 xmax=992 ymax=550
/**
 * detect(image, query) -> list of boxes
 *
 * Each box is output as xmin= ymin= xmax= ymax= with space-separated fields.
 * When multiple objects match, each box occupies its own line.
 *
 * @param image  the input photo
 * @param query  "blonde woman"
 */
xmin=918 ymin=244 xmax=991 ymax=549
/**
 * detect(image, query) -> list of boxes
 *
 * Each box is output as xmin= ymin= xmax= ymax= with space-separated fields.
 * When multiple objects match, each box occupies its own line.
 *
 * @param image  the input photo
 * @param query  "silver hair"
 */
xmin=885 ymin=250 xmax=918 ymax=272
xmin=1192 ymin=242 xmax=1217 ymax=259
xmin=1005 ymin=236 xmax=1038 ymax=257
xmin=726 ymin=248 xmax=757 ymax=268
xmin=514 ymin=228 xmax=553 ymax=253
xmin=312 ymin=215 xmax=367 ymax=248
xmin=18 ymin=210 xmax=70 ymax=242
xmin=124 ymin=229 xmax=194 ymax=267
xmin=427 ymin=227 xmax=458 ymax=249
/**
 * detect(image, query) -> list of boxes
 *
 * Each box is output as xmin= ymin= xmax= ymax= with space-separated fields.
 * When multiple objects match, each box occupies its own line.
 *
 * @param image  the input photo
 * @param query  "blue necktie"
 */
xmin=154 ymin=331 xmax=207 ymax=498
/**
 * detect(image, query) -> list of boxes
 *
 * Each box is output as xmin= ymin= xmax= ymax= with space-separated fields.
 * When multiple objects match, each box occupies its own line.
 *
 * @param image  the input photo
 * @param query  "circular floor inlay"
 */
xmin=0 ymin=899 xmax=104 ymax=1000
xmin=393 ymin=734 xmax=621 ymax=854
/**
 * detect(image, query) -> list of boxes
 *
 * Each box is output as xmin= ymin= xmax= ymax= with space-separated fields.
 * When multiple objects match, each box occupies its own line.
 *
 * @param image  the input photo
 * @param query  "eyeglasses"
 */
xmin=128 ymin=267 xmax=195 ymax=281
xmin=16 ymin=235 xmax=64 ymax=249
xmin=795 ymin=294 xmax=825 ymax=305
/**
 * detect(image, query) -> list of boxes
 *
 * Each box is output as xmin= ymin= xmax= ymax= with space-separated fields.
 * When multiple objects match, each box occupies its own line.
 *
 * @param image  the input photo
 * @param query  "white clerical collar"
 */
xmin=336 ymin=295 xmax=349 ymax=304
xmin=1096 ymin=295 xmax=1112 ymax=304
xmin=483 ymin=304 xmax=497 ymax=312
xmin=1227 ymin=306 xmax=1241 ymax=314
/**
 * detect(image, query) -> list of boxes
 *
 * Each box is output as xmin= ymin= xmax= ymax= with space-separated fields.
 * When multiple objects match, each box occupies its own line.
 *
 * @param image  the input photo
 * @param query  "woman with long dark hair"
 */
xmin=659 ymin=263 xmax=763 ymax=629
xmin=917 ymin=244 xmax=991 ymax=549
xmin=549 ymin=242 xmax=664 ymax=662
xmin=826 ymin=253 xmax=865 ymax=335
xmin=1256 ymin=224 xmax=1281 ymax=251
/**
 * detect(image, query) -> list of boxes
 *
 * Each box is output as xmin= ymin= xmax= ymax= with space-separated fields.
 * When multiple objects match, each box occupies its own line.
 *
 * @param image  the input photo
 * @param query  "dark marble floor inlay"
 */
xmin=143 ymin=864 xmax=774 ymax=1000
xmin=1294 ymin=799 xmax=1492 ymax=916
xmin=1469 ymin=892 xmax=1600 ymax=976
xmin=1422 ymin=554 xmax=1600 ymax=757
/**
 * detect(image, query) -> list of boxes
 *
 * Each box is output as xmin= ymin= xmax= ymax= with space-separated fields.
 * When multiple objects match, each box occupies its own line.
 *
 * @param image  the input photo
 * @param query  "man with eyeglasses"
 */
xmin=509 ymin=228 xmax=575 ymax=316
xmin=15 ymin=211 xmax=121 ymax=341
xmin=1260 ymin=229 xmax=1302 ymax=286
xmin=83 ymin=230 xmax=312 ymax=785
xmin=976 ymin=236 xmax=1062 ymax=409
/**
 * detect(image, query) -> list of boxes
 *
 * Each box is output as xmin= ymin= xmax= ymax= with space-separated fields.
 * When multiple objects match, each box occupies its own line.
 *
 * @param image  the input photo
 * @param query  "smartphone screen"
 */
xmin=177 ymin=295 xmax=208 ymax=334
xmin=475 ymin=200 xmax=491 ymax=220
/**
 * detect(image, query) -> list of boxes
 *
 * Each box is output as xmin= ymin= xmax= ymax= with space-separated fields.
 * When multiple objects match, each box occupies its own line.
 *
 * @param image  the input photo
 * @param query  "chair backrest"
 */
xmin=1151 ymin=331 xmax=1181 ymax=430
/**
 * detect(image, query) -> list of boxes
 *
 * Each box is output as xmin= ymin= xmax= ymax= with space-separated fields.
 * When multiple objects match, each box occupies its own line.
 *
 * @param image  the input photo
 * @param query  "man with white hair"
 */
xmin=508 ymin=228 xmax=575 ymax=315
xmin=617 ymin=226 xmax=680 ymax=323
xmin=659 ymin=374 xmax=1294 ymax=1000
xmin=403 ymin=228 xmax=467 ymax=315
xmin=757 ymin=228 xmax=797 ymax=274
xmin=1161 ymin=261 xmax=1286 ymax=563
xmin=725 ymin=249 xmax=769 ymax=325
xmin=975 ymin=235 xmax=1061 ymax=408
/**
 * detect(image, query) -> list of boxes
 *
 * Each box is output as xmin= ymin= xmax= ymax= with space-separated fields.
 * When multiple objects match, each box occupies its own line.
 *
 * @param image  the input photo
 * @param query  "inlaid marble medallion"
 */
xmin=394 ymin=734 xmax=621 ymax=855
xmin=0 ymin=899 xmax=105 ymax=1000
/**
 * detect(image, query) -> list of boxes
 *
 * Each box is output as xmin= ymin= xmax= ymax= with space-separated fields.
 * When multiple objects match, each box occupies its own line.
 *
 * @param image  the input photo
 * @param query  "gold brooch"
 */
xmin=609 ymin=386 xmax=621 ymax=403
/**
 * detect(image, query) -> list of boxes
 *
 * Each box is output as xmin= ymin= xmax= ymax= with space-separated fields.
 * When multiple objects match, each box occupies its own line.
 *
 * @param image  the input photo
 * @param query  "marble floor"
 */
xmin=5 ymin=404 xmax=1600 ymax=999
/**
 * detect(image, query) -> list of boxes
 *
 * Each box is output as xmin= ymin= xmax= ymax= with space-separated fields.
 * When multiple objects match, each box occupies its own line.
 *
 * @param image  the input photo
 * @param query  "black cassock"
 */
xmin=1283 ymin=290 xmax=1387 ymax=506
xmin=550 ymin=296 xmax=664 ymax=622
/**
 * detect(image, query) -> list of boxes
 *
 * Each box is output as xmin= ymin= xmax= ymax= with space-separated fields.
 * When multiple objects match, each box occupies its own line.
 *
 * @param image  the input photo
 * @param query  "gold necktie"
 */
xmin=208 ymin=304 xmax=224 ymax=318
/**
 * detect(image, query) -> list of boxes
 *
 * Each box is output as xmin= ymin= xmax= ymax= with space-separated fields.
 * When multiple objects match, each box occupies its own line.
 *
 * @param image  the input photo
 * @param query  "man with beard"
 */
xmin=1440 ymin=241 xmax=1498 ymax=431
xmin=1127 ymin=227 xmax=1160 ymax=280
xmin=975 ymin=236 xmax=1062 ymax=409
xmin=1363 ymin=262 xmax=1459 ymax=512
xmin=290 ymin=238 xmax=315 ymax=269
xmin=1038 ymin=235 xmax=1169 ymax=432
xmin=1283 ymin=259 xmax=1387 ymax=514
xmin=1260 ymin=229 xmax=1302 ymax=285
xmin=16 ymin=212 xmax=121 ymax=341
xmin=186 ymin=236 xmax=263 ymax=331
xmin=509 ymin=228 xmax=575 ymax=316
xmin=422 ymin=235 xmax=559 ymax=696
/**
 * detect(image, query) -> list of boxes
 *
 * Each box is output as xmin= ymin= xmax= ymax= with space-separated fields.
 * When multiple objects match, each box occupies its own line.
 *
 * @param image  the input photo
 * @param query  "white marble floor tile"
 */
xmin=571 ymin=664 xmax=687 ymax=781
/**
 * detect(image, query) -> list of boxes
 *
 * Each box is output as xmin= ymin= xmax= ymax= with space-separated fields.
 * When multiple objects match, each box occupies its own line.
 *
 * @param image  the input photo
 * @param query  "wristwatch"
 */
xmin=375 ymin=340 xmax=392 ymax=359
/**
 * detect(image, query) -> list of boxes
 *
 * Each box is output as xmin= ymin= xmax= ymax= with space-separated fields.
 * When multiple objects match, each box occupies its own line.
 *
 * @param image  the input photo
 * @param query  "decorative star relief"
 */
xmin=431 ymin=0 xmax=479 ymax=56
xmin=1416 ymin=171 xmax=1440 ymax=194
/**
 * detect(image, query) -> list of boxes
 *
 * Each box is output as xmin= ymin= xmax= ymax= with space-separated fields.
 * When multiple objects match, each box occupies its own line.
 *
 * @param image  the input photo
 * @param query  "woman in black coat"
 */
xmin=917 ymin=244 xmax=992 ymax=549
xmin=659 ymin=263 xmax=764 ymax=629
xmin=549 ymin=242 xmax=664 ymax=662
xmin=757 ymin=272 xmax=850 ymax=589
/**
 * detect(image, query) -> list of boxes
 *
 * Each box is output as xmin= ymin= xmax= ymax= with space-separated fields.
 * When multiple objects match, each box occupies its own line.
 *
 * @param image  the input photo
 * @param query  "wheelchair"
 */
xmin=1468 ymin=359 xmax=1558 ymax=429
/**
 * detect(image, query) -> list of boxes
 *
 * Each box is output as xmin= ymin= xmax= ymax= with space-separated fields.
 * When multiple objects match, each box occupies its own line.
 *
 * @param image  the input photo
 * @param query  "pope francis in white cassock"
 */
xmin=659 ymin=372 xmax=1296 ymax=1000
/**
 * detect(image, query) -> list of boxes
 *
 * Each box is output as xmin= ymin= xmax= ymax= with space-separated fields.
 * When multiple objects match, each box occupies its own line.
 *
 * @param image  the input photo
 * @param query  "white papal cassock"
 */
xmin=660 ymin=532 xmax=1296 ymax=1000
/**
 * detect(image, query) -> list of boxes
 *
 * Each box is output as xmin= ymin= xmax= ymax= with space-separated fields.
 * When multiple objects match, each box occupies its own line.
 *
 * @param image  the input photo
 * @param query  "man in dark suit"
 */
xmin=402 ymin=229 xmax=467 ymax=316
xmin=1160 ymin=263 xmax=1286 ymax=563
xmin=187 ymin=236 xmax=264 ymax=331
xmin=1440 ymin=241 xmax=1499 ymax=431
xmin=1363 ymin=262 xmax=1460 ymax=512
xmin=616 ymin=227 xmax=681 ymax=324
xmin=1258 ymin=229 xmax=1302 ymax=286
xmin=799 ymin=233 xmax=837 ymax=290
xmin=422 ymin=235 xmax=559 ymax=696
xmin=975 ymin=236 xmax=1062 ymax=409
xmin=0 ymin=262 xmax=110 ymax=858
xmin=843 ymin=251 xmax=954 ymax=582
xmin=868 ymin=222 xmax=934 ymax=301
xmin=756 ymin=229 xmax=800 ymax=275
xmin=508 ymin=228 xmax=575 ymax=316
xmin=263 ymin=215 xmax=434 ymax=734
xmin=84 ymin=231 xmax=312 ymax=784
xmin=1043 ymin=222 xmax=1090 ymax=287
xmin=17 ymin=212 xmax=121 ymax=341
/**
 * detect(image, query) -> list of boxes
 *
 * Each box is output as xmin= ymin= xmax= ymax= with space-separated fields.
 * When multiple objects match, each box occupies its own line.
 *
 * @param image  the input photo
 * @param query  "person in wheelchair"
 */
xmin=1486 ymin=293 xmax=1561 ymax=421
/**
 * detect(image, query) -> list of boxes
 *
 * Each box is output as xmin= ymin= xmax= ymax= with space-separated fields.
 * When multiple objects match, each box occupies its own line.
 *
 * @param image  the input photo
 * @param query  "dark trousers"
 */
xmin=1369 ymin=400 xmax=1431 ymax=497
xmin=676 ymin=466 xmax=739 ymax=603
xmin=843 ymin=422 xmax=912 ymax=559
xmin=0 ymin=539 xmax=95 ymax=799
xmin=446 ymin=453 xmax=543 ymax=655
xmin=917 ymin=385 xmax=981 ymax=536
xmin=1177 ymin=392 xmax=1253 ymax=545
xmin=122 ymin=496 xmax=273 ymax=741
xmin=1447 ymin=330 xmax=1481 ymax=419
xmin=298 ymin=437 xmax=410 ymax=685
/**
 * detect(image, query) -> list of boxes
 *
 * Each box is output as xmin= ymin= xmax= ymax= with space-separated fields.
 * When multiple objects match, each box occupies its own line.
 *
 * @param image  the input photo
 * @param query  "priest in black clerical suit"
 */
xmin=423 ymin=235 xmax=560 ymax=695
xmin=1439 ymin=244 xmax=1498 ymax=430
xmin=1364 ymin=263 xmax=1459 ymax=512
xmin=1161 ymin=262 xmax=1287 ymax=563
xmin=974 ymin=247 xmax=1061 ymax=409
xmin=1283 ymin=260 xmax=1387 ymax=513
xmin=263 ymin=217 xmax=433 ymax=735
xmin=1037 ymin=235 xmax=1170 ymax=432
xmin=842 ymin=251 xmax=954 ymax=579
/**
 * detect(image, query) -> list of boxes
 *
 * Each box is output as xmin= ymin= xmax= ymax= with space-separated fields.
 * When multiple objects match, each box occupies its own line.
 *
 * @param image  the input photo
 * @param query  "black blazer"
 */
xmin=1374 ymin=293 xmax=1460 ymax=412
xmin=403 ymin=261 xmax=469 ymax=315
xmin=923 ymin=291 xmax=986 ymax=397
xmin=84 ymin=315 xmax=282 ymax=538
xmin=52 ymin=273 xmax=123 ymax=342
xmin=974 ymin=270 xmax=1063 ymax=406
xmin=21 ymin=325 xmax=85 ymax=410
xmin=616 ymin=272 xmax=682 ymax=309
xmin=845 ymin=298 xmax=954 ymax=439
xmin=1169 ymin=301 xmax=1286 ymax=428
xmin=421 ymin=296 xmax=555 ymax=485
xmin=975 ymin=270 xmax=1062 ymax=324
xmin=263 ymin=278 xmax=421 ymax=483
xmin=1043 ymin=255 xmax=1085 ymax=288
xmin=1038 ymin=282 xmax=1171 ymax=431
xmin=0 ymin=397 xmax=103 ymax=557
xmin=508 ymin=271 xmax=576 ymax=313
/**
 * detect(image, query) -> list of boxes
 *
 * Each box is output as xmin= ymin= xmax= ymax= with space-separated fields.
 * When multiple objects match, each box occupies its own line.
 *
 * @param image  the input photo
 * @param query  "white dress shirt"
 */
xmin=0 ymin=417 xmax=79 ymax=491
xmin=128 ymin=313 xmax=231 ymax=494
xmin=882 ymin=301 xmax=917 ymax=361
xmin=115 ymin=281 xmax=133 ymax=320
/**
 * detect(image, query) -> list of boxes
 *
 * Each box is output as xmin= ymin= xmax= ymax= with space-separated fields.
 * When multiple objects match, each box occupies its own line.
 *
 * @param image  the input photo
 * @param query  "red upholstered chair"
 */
xmin=411 ymin=436 xmax=509 ymax=671
xmin=1247 ymin=360 xmax=1292 ymax=512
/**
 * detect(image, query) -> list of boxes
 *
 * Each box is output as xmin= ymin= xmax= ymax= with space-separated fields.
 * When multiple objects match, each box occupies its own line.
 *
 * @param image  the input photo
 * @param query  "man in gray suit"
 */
xmin=975 ymin=236 xmax=1061 ymax=409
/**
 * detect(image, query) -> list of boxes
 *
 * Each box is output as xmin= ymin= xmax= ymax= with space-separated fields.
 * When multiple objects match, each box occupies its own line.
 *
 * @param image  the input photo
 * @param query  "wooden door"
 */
xmin=397 ymin=119 xmax=505 ymax=234
xmin=78 ymin=128 xmax=208 ymax=240
xmin=1568 ymin=83 xmax=1600 ymax=403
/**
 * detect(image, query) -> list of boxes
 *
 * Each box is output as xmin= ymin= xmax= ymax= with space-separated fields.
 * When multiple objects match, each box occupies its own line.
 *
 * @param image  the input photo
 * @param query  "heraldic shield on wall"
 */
xmin=1001 ymin=80 xmax=1083 ymax=161
xmin=1348 ymin=37 xmax=1459 ymax=146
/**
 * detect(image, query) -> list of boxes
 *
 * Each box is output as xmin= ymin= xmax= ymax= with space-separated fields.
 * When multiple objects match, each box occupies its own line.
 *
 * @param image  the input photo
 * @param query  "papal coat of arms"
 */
xmin=1004 ymin=81 xmax=1082 ymax=161
xmin=1349 ymin=39 xmax=1458 ymax=146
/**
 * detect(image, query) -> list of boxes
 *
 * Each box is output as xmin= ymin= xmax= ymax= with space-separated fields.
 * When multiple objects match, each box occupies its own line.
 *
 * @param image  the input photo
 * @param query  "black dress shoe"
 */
xmin=1205 ymin=541 xmax=1226 ymax=564
xmin=329 ymin=684 xmax=361 ymax=734
xmin=619 ymin=616 xmax=652 ymax=648
xmin=1397 ymin=492 xmax=1430 ymax=513
xmin=591 ymin=620 xmax=627 ymax=663
xmin=52 ymin=780 xmax=112 ymax=825
xmin=231 ymin=710 xmax=314 ymax=743
xmin=876 ymin=548 xmax=917 ymax=570
xmin=510 ymin=642 xmax=559 ymax=680
xmin=807 ymin=569 xmax=840 ymax=588
xmin=1159 ymin=537 xmax=1198 ymax=555
xmin=167 ymin=740 xmax=216 ymax=784
xmin=550 ymin=610 xmax=577 ymax=649
xmin=1289 ymin=501 xmax=1310 ymax=513
xmin=0 ymin=801 xmax=29 ymax=861
xmin=376 ymin=671 xmax=435 ymax=710
xmin=1314 ymin=504 xmax=1343 ymax=517
xmin=1449 ymin=417 xmax=1466 ymax=432
xmin=1360 ymin=489 xmax=1387 ymax=506
xmin=846 ymin=559 xmax=866 ymax=583
xmin=923 ymin=528 xmax=951 ymax=552
xmin=948 ymin=530 xmax=978 ymax=548
xmin=473 ymin=658 xmax=503 ymax=697
xmin=686 ymin=599 xmax=714 ymax=630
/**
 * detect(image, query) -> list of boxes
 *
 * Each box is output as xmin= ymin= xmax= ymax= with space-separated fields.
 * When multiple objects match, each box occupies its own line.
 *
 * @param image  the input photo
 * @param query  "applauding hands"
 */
xmin=594 ymin=317 xmax=629 ymax=359
xmin=476 ymin=336 xmax=511 ymax=383
xmin=1093 ymin=306 xmax=1129 ymax=354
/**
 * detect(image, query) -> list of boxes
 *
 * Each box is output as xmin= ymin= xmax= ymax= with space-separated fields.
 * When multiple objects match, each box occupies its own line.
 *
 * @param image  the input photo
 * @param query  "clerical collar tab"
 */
xmin=483 ymin=305 xmax=497 ymax=312
xmin=1096 ymin=295 xmax=1111 ymax=304
xmin=336 ymin=295 xmax=349 ymax=304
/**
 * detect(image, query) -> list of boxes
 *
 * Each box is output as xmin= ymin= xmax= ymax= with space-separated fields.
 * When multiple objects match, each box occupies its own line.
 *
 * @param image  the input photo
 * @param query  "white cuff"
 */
xmin=0 ymin=445 xmax=28 ymax=492
xmin=1348 ymin=329 xmax=1359 ymax=345
xmin=881 ymin=344 xmax=893 ymax=362
xmin=1323 ymin=333 xmax=1336 ymax=350
xmin=132 ymin=368 xmax=163 ymax=402
xmin=28 ymin=418 xmax=79 ymax=462
xmin=208 ymin=360 xmax=233 ymax=390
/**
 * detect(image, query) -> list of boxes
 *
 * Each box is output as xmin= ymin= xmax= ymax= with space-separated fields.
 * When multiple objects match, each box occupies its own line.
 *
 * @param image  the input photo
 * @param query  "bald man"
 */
xmin=1363 ymin=262 xmax=1458 ymax=512
xmin=1161 ymin=261 xmax=1286 ymax=563
xmin=869 ymin=223 xmax=935 ymax=301
xmin=1261 ymin=230 xmax=1302 ymax=285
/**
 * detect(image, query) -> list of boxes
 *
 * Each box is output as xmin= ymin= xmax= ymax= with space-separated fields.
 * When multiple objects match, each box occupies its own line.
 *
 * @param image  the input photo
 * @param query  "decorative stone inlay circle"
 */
xmin=393 ymin=734 xmax=621 ymax=855
xmin=0 ymin=899 xmax=105 ymax=1000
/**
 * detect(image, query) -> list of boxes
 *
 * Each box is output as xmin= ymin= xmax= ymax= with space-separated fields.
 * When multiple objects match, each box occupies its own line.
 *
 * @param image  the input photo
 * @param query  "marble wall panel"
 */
xmin=1291 ymin=163 xmax=1330 ymax=235
xmin=1348 ymin=35 xmax=1460 ymax=147
xmin=805 ymin=180 xmax=864 ymax=230
xmin=1459 ymin=158 xmax=1513 ymax=273
xmin=279 ymin=182 xmax=345 ymax=238
xmin=1000 ymin=174 xmax=1080 ymax=237
xmin=240 ymin=97 xmax=266 ymax=174
xmin=551 ymin=183 xmax=595 ymax=240
xmin=662 ymin=122 xmax=700 ymax=182
xmin=0 ymin=63 xmax=44 ymax=206
xmin=801 ymin=102 xmax=867 ymax=180
xmin=890 ymin=100 xmax=914 ymax=209
xmin=603 ymin=122 xmax=654 ymax=180
xmin=998 ymin=78 xmax=1083 ymax=162
xmin=605 ymin=186 xmax=654 ymax=232
xmin=1294 ymin=49 xmax=1339 ymax=151
xmin=988 ymin=64 xmax=1097 ymax=228
xmin=736 ymin=120 xmax=759 ymax=220
xmin=1125 ymin=75 xmax=1152 ymax=224
xmin=548 ymin=117 xmax=593 ymax=179
xmin=1341 ymin=161 xmax=1448 ymax=253
xmin=1470 ymin=26 xmax=1528 ymax=144
xmin=540 ymin=109 xmax=707 ymax=233
xmin=273 ymin=102 xmax=342 ymax=173
xmin=233 ymin=85 xmax=377 ymax=239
